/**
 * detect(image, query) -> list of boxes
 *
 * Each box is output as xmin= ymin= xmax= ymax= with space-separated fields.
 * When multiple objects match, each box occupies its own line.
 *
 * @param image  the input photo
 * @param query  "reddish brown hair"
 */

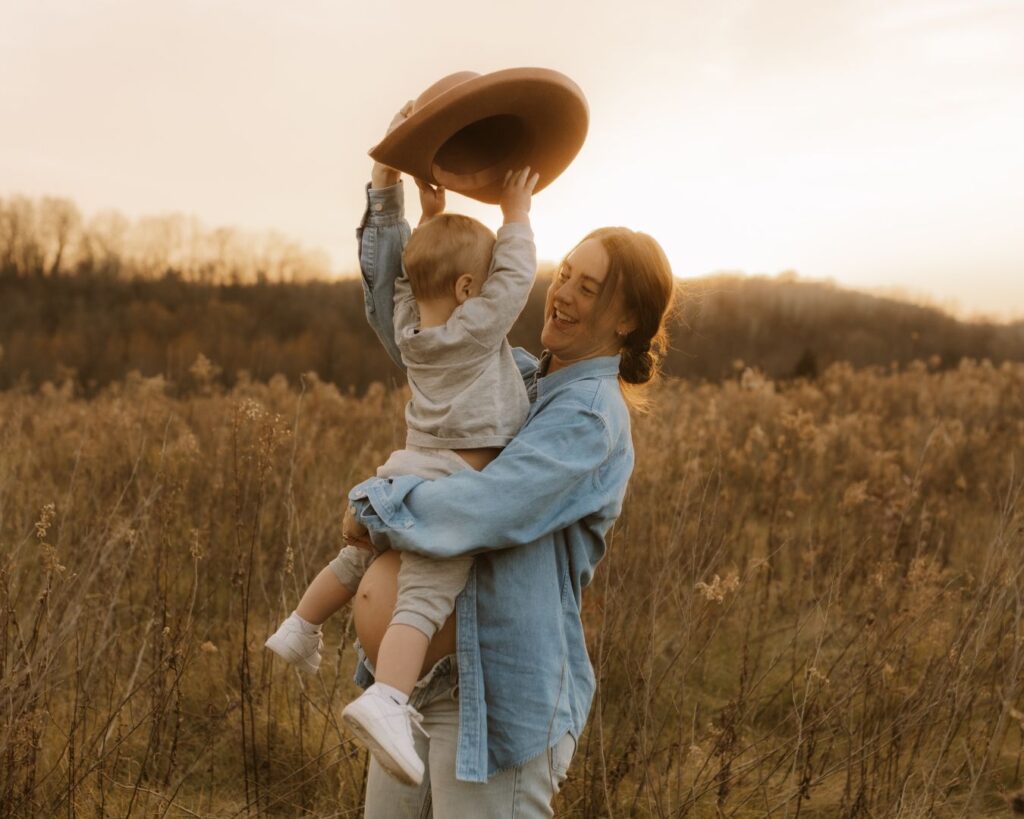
xmin=573 ymin=227 xmax=676 ymax=398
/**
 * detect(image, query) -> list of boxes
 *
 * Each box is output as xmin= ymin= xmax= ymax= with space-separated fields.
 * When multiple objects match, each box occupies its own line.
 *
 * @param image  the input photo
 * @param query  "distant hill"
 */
xmin=659 ymin=273 xmax=1024 ymax=381
xmin=1 ymin=270 xmax=1021 ymax=395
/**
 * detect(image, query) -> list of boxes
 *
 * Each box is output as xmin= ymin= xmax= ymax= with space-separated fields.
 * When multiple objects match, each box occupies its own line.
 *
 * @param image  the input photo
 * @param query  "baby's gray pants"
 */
xmin=328 ymin=446 xmax=472 ymax=640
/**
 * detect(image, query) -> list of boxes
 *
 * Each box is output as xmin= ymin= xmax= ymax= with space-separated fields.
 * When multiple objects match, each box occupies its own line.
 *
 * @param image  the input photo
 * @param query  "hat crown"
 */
xmin=413 ymin=71 xmax=481 ymax=114
xmin=370 ymin=68 xmax=588 ymax=204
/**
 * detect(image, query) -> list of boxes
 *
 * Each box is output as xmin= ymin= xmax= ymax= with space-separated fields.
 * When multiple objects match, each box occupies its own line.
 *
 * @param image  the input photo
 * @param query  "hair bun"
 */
xmin=620 ymin=343 xmax=656 ymax=385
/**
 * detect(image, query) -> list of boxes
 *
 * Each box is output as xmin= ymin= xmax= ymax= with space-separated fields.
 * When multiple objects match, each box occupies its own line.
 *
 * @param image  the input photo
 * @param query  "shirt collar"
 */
xmin=534 ymin=352 xmax=621 ymax=401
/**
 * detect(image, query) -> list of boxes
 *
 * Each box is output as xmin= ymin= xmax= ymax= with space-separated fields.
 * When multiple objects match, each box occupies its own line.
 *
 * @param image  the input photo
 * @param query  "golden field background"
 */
xmin=2 ymin=357 xmax=1023 ymax=817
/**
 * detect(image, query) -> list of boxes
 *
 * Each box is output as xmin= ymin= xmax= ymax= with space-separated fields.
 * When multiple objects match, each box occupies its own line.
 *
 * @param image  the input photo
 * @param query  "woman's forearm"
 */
xmin=357 ymin=182 xmax=411 ymax=370
xmin=371 ymin=161 xmax=400 ymax=189
xmin=350 ymin=399 xmax=623 ymax=559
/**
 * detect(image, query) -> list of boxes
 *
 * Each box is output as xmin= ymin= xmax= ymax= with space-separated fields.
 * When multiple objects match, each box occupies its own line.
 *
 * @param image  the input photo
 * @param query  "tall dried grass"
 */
xmin=1 ymin=358 xmax=1022 ymax=817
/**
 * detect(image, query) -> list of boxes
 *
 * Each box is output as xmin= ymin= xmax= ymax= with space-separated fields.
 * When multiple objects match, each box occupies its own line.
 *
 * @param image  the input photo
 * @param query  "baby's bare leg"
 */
xmin=373 ymin=625 xmax=431 ymax=694
xmin=373 ymin=551 xmax=473 ymax=695
xmin=367 ymin=448 xmax=474 ymax=695
xmin=296 ymin=566 xmax=355 ymax=625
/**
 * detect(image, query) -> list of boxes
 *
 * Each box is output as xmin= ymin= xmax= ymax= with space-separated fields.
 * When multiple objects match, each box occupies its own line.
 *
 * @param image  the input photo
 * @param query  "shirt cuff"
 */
xmin=366 ymin=181 xmax=405 ymax=219
xmin=349 ymin=474 xmax=424 ymax=533
xmin=496 ymin=221 xmax=534 ymax=242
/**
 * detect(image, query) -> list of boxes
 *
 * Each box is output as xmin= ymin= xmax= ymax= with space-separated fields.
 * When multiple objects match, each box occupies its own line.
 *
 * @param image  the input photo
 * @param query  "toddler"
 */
xmin=266 ymin=165 xmax=539 ymax=785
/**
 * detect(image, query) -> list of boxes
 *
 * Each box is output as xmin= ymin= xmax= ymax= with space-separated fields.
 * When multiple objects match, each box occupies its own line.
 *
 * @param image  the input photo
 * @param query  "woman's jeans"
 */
xmin=362 ymin=654 xmax=576 ymax=818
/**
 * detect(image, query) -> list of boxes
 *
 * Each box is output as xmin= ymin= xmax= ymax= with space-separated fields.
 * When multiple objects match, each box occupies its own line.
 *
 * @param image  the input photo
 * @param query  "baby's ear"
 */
xmin=454 ymin=273 xmax=475 ymax=304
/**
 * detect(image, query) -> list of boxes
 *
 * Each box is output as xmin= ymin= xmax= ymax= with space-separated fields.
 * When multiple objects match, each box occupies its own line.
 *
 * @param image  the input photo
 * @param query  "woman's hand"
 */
xmin=499 ymin=166 xmax=540 ymax=225
xmin=415 ymin=178 xmax=445 ymax=225
xmin=370 ymin=100 xmax=414 ymax=189
xmin=343 ymin=504 xmax=372 ymax=550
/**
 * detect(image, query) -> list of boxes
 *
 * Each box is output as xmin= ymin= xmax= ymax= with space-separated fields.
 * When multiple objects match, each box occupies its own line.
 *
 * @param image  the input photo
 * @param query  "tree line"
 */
xmin=2 ymin=269 xmax=1022 ymax=396
xmin=0 ymin=194 xmax=331 ymax=283
xmin=3 ymin=193 xmax=1022 ymax=393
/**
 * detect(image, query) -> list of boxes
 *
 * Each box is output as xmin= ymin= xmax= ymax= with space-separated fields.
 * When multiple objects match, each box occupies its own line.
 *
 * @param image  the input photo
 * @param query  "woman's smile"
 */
xmin=550 ymin=306 xmax=579 ymax=331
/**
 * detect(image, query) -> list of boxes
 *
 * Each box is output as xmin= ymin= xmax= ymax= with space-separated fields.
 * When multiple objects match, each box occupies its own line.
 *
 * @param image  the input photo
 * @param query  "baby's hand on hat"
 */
xmin=415 ymin=178 xmax=446 ymax=225
xmin=500 ymin=167 xmax=540 ymax=225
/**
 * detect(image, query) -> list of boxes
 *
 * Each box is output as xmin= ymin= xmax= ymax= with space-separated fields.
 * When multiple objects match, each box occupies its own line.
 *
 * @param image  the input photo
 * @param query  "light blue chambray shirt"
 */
xmin=350 ymin=181 xmax=635 ymax=782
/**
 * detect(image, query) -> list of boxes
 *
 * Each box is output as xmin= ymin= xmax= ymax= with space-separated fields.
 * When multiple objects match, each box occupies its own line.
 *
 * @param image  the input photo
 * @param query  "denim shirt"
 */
xmin=351 ymin=181 xmax=635 ymax=782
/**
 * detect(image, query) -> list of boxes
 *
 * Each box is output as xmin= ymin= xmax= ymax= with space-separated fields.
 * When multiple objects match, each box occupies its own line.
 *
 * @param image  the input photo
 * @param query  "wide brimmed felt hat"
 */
xmin=369 ymin=68 xmax=589 ymax=204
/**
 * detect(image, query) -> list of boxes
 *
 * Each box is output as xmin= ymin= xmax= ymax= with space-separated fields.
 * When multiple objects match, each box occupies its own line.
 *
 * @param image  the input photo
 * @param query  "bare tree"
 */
xmin=81 ymin=210 xmax=131 ymax=277
xmin=0 ymin=196 xmax=44 ymax=275
xmin=39 ymin=197 xmax=82 ymax=276
xmin=0 ymin=193 xmax=336 ymax=281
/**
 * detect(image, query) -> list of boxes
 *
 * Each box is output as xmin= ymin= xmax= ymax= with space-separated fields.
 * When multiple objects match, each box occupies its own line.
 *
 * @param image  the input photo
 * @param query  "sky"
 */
xmin=2 ymin=0 xmax=1022 ymax=320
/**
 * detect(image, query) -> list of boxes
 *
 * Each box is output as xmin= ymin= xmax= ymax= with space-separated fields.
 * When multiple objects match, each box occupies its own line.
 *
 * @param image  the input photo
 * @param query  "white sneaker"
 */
xmin=264 ymin=614 xmax=323 ymax=673
xmin=341 ymin=687 xmax=428 ymax=786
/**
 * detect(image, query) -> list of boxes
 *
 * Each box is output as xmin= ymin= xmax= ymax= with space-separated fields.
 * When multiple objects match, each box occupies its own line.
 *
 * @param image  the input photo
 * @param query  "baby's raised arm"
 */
xmin=499 ymin=167 xmax=539 ymax=226
xmin=456 ymin=167 xmax=540 ymax=348
xmin=414 ymin=178 xmax=446 ymax=226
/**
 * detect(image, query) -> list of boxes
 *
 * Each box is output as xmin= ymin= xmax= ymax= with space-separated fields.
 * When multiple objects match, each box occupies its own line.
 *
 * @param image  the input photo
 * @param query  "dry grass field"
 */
xmin=2 ymin=358 xmax=1023 ymax=817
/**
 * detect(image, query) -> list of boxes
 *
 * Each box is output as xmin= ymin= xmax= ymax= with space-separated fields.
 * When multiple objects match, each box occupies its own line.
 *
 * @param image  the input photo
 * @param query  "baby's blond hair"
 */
xmin=403 ymin=214 xmax=495 ymax=300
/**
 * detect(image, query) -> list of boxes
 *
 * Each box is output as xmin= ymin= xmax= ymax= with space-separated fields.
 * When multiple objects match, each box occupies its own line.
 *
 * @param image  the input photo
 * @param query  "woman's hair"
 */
xmin=403 ymin=214 xmax=495 ymax=300
xmin=576 ymin=227 xmax=676 ymax=399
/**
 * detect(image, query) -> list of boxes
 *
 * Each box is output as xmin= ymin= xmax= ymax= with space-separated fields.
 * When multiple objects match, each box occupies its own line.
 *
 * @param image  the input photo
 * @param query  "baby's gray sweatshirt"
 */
xmin=393 ymin=220 xmax=536 ymax=450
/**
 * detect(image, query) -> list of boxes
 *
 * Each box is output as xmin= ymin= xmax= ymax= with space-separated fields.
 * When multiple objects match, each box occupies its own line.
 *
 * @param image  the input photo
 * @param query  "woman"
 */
xmin=345 ymin=113 xmax=675 ymax=817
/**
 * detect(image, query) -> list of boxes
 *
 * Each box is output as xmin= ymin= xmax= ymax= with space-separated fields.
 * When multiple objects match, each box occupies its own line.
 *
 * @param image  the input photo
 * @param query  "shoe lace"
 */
xmin=405 ymin=705 xmax=430 ymax=739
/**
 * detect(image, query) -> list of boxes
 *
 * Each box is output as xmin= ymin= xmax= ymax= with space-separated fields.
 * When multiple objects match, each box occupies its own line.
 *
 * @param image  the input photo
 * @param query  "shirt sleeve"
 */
xmin=392 ymin=272 xmax=418 ymax=336
xmin=453 ymin=221 xmax=537 ymax=349
xmin=347 ymin=395 xmax=614 ymax=558
xmin=356 ymin=181 xmax=411 ymax=370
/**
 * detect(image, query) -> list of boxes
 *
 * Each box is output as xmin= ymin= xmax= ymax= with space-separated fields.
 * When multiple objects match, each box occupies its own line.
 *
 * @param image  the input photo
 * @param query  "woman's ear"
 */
xmin=454 ymin=273 xmax=475 ymax=305
xmin=616 ymin=313 xmax=638 ymax=338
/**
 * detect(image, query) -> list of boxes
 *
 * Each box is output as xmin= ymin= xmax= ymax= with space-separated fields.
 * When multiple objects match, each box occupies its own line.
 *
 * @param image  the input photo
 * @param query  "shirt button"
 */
xmin=373 ymin=203 xmax=383 ymax=212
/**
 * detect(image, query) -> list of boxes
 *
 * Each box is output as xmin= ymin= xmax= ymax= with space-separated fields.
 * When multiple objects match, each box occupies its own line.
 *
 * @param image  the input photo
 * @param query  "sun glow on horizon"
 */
xmin=2 ymin=0 xmax=1022 ymax=320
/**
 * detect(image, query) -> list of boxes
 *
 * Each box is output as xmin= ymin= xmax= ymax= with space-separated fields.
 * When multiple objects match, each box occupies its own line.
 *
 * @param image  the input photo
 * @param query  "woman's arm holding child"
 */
xmin=347 ymin=393 xmax=621 ymax=559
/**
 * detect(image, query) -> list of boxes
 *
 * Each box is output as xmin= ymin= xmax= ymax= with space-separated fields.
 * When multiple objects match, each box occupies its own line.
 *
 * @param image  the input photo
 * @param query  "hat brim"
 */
xmin=369 ymin=68 xmax=589 ymax=204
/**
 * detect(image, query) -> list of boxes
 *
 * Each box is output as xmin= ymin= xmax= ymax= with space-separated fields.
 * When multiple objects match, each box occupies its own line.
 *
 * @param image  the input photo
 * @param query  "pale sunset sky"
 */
xmin=2 ymin=0 xmax=1022 ymax=320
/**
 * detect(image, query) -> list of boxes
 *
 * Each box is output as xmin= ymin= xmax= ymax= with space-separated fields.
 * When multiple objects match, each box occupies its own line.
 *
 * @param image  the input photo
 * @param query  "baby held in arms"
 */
xmin=265 ymin=166 xmax=540 ymax=786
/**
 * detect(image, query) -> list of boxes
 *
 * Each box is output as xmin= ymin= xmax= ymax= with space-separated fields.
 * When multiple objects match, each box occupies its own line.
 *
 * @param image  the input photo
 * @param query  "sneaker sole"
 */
xmin=341 ymin=708 xmax=422 ymax=787
xmin=264 ymin=634 xmax=321 ymax=674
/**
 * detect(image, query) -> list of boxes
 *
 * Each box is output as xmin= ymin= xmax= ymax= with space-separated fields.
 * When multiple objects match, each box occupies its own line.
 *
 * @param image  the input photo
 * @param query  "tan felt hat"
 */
xmin=369 ymin=68 xmax=589 ymax=204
